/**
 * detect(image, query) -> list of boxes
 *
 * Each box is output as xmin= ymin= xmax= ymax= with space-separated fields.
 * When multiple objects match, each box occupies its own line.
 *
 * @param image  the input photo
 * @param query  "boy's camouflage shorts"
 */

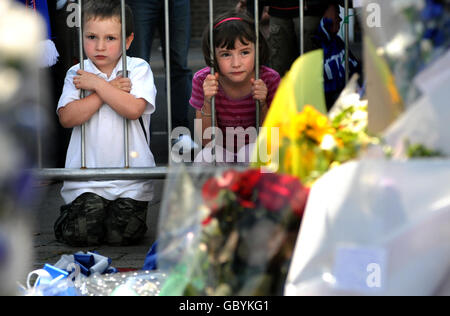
xmin=54 ymin=192 xmax=149 ymax=246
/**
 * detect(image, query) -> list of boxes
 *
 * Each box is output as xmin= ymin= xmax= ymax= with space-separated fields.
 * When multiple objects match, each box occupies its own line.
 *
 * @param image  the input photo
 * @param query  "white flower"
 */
xmin=0 ymin=3 xmax=45 ymax=64
xmin=352 ymin=109 xmax=368 ymax=122
xmin=421 ymin=39 xmax=433 ymax=54
xmin=0 ymin=68 xmax=20 ymax=105
xmin=0 ymin=130 xmax=20 ymax=179
xmin=320 ymin=134 xmax=337 ymax=151
xmin=385 ymin=33 xmax=415 ymax=58
xmin=391 ymin=0 xmax=424 ymax=13
xmin=341 ymin=93 xmax=361 ymax=107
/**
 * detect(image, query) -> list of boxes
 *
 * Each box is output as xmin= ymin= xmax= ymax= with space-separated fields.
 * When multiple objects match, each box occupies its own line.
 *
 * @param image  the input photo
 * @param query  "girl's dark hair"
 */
xmin=83 ymin=0 xmax=134 ymax=37
xmin=202 ymin=10 xmax=270 ymax=73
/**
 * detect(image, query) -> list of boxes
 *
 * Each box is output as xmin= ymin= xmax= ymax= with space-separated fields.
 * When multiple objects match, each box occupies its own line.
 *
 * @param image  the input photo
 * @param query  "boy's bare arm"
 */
xmin=74 ymin=70 xmax=146 ymax=120
xmin=58 ymin=93 xmax=104 ymax=128
xmin=59 ymin=72 xmax=142 ymax=128
xmin=94 ymin=79 xmax=147 ymax=120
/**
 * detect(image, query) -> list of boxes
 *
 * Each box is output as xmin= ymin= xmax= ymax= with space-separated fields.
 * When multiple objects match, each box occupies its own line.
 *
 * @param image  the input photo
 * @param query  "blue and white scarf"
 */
xmin=17 ymin=0 xmax=59 ymax=67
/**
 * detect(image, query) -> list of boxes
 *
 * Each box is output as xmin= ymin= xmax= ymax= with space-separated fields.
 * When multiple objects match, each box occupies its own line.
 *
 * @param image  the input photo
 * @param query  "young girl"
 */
xmin=190 ymin=10 xmax=281 ymax=164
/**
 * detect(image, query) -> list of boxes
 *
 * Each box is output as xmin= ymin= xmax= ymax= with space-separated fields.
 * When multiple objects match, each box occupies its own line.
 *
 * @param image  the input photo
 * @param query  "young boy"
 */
xmin=54 ymin=0 xmax=157 ymax=246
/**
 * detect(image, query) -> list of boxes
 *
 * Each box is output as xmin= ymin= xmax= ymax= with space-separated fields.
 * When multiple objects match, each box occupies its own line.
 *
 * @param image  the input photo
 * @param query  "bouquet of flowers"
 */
xmin=285 ymin=103 xmax=378 ymax=186
xmin=255 ymin=96 xmax=378 ymax=186
xmin=156 ymin=167 xmax=309 ymax=296
xmin=249 ymin=50 xmax=378 ymax=186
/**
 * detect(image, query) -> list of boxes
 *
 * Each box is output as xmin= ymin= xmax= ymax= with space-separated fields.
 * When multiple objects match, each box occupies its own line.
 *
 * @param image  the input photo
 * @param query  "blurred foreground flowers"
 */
xmin=0 ymin=0 xmax=47 ymax=295
xmin=156 ymin=168 xmax=309 ymax=296
xmin=255 ymin=99 xmax=379 ymax=186
xmin=250 ymin=51 xmax=379 ymax=186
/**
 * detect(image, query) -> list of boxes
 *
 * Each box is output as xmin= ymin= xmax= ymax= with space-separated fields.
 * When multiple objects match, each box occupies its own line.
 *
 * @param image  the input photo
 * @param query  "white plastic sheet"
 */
xmin=384 ymin=56 xmax=450 ymax=157
xmin=285 ymin=160 xmax=450 ymax=296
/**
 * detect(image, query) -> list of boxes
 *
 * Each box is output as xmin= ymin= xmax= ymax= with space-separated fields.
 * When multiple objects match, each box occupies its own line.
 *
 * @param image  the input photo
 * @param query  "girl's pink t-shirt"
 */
xmin=190 ymin=66 xmax=281 ymax=152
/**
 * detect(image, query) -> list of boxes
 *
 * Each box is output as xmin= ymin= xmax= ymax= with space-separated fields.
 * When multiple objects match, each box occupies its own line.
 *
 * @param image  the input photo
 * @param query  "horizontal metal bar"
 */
xmin=31 ymin=167 xmax=169 ymax=181
xmin=30 ymin=166 xmax=248 ymax=181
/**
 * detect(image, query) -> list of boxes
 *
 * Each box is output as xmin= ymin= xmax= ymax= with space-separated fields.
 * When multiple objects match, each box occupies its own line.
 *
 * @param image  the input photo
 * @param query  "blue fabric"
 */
xmin=421 ymin=0 xmax=444 ymax=20
xmin=43 ymin=264 xmax=69 ymax=280
xmin=73 ymin=253 xmax=94 ymax=276
xmin=126 ymin=0 xmax=193 ymax=129
xmin=16 ymin=0 xmax=52 ymax=39
xmin=105 ymin=267 xmax=118 ymax=274
xmin=314 ymin=17 xmax=361 ymax=94
xmin=142 ymin=240 xmax=158 ymax=271
xmin=421 ymin=0 xmax=447 ymax=47
xmin=72 ymin=251 xmax=117 ymax=276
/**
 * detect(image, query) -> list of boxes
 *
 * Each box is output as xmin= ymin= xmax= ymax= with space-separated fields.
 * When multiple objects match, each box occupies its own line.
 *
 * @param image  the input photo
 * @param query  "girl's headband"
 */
xmin=214 ymin=17 xmax=243 ymax=29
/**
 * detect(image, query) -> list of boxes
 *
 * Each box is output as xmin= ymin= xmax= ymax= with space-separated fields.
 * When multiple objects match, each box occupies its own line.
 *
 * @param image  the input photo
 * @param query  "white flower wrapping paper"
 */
xmin=383 ymin=55 xmax=450 ymax=158
xmin=285 ymin=160 xmax=450 ymax=296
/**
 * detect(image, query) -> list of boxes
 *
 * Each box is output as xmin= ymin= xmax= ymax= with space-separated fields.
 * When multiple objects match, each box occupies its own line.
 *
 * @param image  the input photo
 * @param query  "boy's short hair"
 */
xmin=202 ymin=10 xmax=270 ymax=72
xmin=83 ymin=0 xmax=134 ymax=37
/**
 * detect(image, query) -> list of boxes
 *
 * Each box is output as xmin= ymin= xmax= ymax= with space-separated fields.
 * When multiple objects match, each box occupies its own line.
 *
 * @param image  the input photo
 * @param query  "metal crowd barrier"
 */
xmin=78 ymin=0 xmax=86 ymax=168
xmin=208 ymin=0 xmax=216 ymax=164
xmin=344 ymin=0 xmax=350 ymax=84
xmin=34 ymin=0 xmax=351 ymax=181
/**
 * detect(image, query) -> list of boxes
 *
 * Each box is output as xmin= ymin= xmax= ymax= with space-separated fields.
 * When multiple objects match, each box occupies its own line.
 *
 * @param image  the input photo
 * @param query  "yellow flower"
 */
xmin=293 ymin=105 xmax=335 ymax=144
xmin=388 ymin=74 xmax=402 ymax=105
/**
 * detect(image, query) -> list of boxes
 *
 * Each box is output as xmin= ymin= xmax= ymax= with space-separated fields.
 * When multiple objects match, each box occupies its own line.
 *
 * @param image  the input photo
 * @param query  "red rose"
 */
xmin=258 ymin=173 xmax=291 ymax=212
xmin=202 ymin=169 xmax=243 ymax=213
xmin=290 ymin=186 xmax=310 ymax=218
xmin=218 ymin=169 xmax=240 ymax=190
xmin=202 ymin=169 xmax=240 ymax=201
xmin=230 ymin=169 xmax=262 ymax=200
xmin=258 ymin=173 xmax=308 ymax=215
xmin=202 ymin=177 xmax=222 ymax=202
xmin=202 ymin=216 xmax=213 ymax=226
xmin=230 ymin=169 xmax=262 ymax=208
xmin=202 ymin=177 xmax=227 ymax=214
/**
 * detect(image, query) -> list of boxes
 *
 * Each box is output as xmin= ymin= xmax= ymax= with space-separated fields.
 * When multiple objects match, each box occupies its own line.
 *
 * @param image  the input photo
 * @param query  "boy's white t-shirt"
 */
xmin=57 ymin=56 xmax=157 ymax=204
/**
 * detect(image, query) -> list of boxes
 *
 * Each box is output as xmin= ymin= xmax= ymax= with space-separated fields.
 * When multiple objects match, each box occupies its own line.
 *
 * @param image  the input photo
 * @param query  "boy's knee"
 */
xmin=105 ymin=198 xmax=149 ymax=246
xmin=54 ymin=192 xmax=108 ymax=246
xmin=54 ymin=194 xmax=149 ymax=247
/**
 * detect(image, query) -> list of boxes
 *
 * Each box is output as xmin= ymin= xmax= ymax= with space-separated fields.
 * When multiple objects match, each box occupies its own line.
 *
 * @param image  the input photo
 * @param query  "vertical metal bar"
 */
xmin=254 ymin=0 xmax=260 ymax=129
xmin=344 ymin=0 xmax=350 ymax=84
xmin=164 ymin=0 xmax=173 ymax=166
xmin=209 ymin=0 xmax=216 ymax=165
xmin=78 ymin=0 xmax=86 ymax=169
xmin=299 ymin=0 xmax=304 ymax=55
xmin=121 ymin=0 xmax=130 ymax=168
xmin=36 ymin=83 xmax=43 ymax=169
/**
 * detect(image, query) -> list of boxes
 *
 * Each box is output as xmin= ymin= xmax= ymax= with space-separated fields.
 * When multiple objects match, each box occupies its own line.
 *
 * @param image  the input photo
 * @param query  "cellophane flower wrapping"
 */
xmin=284 ymin=159 xmax=450 ymax=296
xmin=362 ymin=0 xmax=450 ymax=106
xmin=156 ymin=165 xmax=309 ymax=296
xmin=357 ymin=0 xmax=450 ymax=158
